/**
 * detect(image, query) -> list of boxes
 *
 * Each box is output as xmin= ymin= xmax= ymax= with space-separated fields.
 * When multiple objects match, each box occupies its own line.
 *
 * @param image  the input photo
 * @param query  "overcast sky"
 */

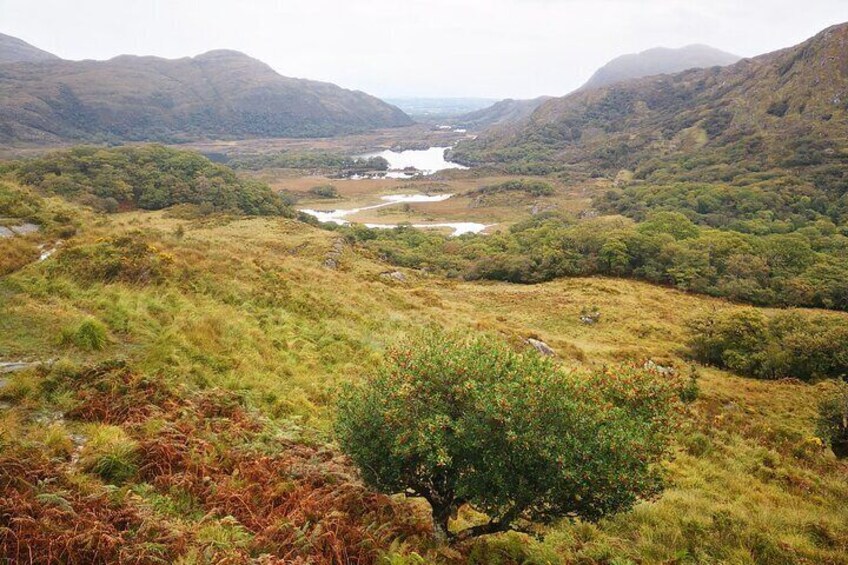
xmin=2 ymin=0 xmax=847 ymax=99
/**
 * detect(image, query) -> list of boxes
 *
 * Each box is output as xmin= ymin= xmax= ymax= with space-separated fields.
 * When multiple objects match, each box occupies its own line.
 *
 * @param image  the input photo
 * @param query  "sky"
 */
xmin=2 ymin=0 xmax=847 ymax=99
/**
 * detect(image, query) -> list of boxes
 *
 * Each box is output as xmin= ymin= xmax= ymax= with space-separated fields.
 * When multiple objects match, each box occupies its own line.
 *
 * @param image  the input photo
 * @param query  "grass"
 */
xmin=0 ymin=187 xmax=846 ymax=563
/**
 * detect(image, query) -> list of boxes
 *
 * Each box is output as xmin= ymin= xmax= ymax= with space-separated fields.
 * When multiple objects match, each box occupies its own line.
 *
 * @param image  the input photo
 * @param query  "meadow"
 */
xmin=2 ymin=180 xmax=847 ymax=562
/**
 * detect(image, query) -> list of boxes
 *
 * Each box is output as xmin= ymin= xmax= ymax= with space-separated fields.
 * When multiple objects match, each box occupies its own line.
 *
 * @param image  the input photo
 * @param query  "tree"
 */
xmin=817 ymin=382 xmax=848 ymax=458
xmin=335 ymin=332 xmax=683 ymax=542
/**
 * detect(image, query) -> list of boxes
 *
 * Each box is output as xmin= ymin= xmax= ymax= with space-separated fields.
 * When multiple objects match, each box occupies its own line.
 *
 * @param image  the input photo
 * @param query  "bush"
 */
xmin=64 ymin=318 xmax=108 ymax=351
xmin=79 ymin=425 xmax=140 ymax=484
xmin=55 ymin=234 xmax=173 ymax=285
xmin=817 ymin=383 xmax=848 ymax=458
xmin=308 ymin=184 xmax=340 ymax=199
xmin=687 ymin=309 xmax=848 ymax=380
xmin=336 ymin=331 xmax=683 ymax=541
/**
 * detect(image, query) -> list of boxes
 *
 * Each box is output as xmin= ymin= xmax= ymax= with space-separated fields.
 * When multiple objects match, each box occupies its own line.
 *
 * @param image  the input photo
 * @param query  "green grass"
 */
xmin=0 ymin=189 xmax=846 ymax=563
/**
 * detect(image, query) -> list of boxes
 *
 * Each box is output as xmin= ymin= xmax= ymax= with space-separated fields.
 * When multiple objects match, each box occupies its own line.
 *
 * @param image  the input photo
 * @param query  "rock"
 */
xmin=380 ymin=271 xmax=406 ymax=282
xmin=10 ymin=223 xmax=40 ymax=236
xmin=527 ymin=338 xmax=556 ymax=357
xmin=644 ymin=360 xmax=676 ymax=376
xmin=323 ymin=238 xmax=345 ymax=269
xmin=580 ymin=312 xmax=601 ymax=325
xmin=0 ymin=226 xmax=13 ymax=238
xmin=0 ymin=361 xmax=40 ymax=374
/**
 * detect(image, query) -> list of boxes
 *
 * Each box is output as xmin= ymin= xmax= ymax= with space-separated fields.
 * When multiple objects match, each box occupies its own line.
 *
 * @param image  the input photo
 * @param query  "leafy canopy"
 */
xmin=335 ymin=332 xmax=683 ymax=541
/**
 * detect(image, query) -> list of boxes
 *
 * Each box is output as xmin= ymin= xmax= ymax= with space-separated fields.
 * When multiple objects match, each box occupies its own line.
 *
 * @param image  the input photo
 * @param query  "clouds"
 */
xmin=2 ymin=0 xmax=846 ymax=98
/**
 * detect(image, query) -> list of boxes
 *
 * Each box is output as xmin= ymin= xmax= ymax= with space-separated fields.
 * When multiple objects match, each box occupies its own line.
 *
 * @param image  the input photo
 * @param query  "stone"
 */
xmin=380 ymin=271 xmax=406 ymax=282
xmin=527 ymin=338 xmax=556 ymax=357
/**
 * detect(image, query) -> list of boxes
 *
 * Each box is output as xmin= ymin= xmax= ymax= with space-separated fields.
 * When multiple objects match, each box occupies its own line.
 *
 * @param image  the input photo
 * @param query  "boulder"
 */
xmin=527 ymin=338 xmax=556 ymax=357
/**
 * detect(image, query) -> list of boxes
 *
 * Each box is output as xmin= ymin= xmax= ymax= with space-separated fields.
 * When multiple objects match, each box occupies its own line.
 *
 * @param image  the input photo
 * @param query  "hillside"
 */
xmin=0 ymin=44 xmax=412 ymax=143
xmin=454 ymin=96 xmax=552 ymax=131
xmin=580 ymin=44 xmax=740 ymax=91
xmin=1 ymin=170 xmax=846 ymax=562
xmin=453 ymin=23 xmax=848 ymax=188
xmin=0 ymin=32 xmax=59 ymax=64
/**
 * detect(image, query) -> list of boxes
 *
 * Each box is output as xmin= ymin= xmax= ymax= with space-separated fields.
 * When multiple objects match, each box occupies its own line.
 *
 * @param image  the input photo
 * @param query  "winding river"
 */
xmin=300 ymin=194 xmax=488 ymax=236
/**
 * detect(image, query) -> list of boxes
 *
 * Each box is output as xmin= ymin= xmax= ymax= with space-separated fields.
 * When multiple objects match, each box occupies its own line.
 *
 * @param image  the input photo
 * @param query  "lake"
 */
xmin=359 ymin=146 xmax=467 ymax=179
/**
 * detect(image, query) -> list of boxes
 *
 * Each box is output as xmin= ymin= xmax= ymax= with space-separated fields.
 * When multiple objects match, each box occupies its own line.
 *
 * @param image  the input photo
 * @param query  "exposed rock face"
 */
xmin=380 ymin=271 xmax=407 ymax=282
xmin=324 ymin=239 xmax=345 ymax=270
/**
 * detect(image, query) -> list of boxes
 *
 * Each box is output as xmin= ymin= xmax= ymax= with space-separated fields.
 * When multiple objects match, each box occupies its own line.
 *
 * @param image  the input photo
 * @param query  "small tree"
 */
xmin=335 ymin=332 xmax=683 ymax=541
xmin=817 ymin=383 xmax=848 ymax=458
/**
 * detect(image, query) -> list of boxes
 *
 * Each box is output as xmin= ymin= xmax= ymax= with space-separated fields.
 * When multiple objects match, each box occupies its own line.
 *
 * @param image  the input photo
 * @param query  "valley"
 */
xmin=1 ymin=13 xmax=847 ymax=565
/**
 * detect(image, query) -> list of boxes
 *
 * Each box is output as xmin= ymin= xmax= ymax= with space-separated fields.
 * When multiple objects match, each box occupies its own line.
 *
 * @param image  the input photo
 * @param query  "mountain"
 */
xmin=0 ymin=44 xmax=412 ymax=143
xmin=454 ymin=97 xmax=552 ymax=131
xmin=0 ymin=32 xmax=60 ymax=64
xmin=580 ymin=44 xmax=741 ymax=91
xmin=384 ymin=97 xmax=497 ymax=121
xmin=454 ymin=23 xmax=848 ymax=181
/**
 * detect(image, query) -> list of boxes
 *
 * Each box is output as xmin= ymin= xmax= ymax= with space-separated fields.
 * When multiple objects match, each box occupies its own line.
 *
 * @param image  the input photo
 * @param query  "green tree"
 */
xmin=335 ymin=332 xmax=683 ymax=541
xmin=817 ymin=383 xmax=848 ymax=458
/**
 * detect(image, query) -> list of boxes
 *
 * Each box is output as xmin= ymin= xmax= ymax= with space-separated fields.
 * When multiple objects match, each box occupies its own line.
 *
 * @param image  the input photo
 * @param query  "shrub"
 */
xmin=336 ymin=331 xmax=683 ymax=541
xmin=64 ymin=318 xmax=108 ymax=351
xmin=688 ymin=309 xmax=848 ymax=380
xmin=79 ymin=425 xmax=140 ymax=484
xmin=817 ymin=383 xmax=848 ymax=458
xmin=308 ymin=184 xmax=340 ymax=199
xmin=55 ymin=234 xmax=173 ymax=285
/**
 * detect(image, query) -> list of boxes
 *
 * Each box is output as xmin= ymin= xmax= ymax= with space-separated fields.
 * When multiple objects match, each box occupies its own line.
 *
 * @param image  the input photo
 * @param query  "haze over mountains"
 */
xmin=0 ymin=35 xmax=412 ymax=143
xmin=455 ymin=22 xmax=848 ymax=180
xmin=579 ymin=44 xmax=741 ymax=91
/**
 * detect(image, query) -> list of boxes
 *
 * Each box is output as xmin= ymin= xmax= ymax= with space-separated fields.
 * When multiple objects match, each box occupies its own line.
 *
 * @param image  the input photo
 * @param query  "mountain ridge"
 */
xmin=0 ymin=37 xmax=412 ymax=143
xmin=0 ymin=32 xmax=59 ymax=64
xmin=579 ymin=44 xmax=741 ymax=91
xmin=453 ymin=22 xmax=848 ymax=180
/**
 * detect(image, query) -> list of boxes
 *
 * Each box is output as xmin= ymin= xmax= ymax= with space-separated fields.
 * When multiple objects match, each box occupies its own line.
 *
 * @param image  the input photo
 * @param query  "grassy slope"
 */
xmin=1 ymin=192 xmax=847 ymax=563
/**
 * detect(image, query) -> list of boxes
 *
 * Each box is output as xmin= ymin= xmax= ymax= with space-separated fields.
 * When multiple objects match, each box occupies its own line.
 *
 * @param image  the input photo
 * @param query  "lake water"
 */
xmin=300 ymin=194 xmax=489 ymax=236
xmin=360 ymin=146 xmax=467 ymax=179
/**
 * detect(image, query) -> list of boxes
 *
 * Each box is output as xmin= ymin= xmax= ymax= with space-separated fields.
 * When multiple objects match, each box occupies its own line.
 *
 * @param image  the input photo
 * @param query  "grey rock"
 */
xmin=10 ymin=223 xmax=40 ymax=236
xmin=644 ymin=360 xmax=676 ymax=376
xmin=528 ymin=338 xmax=556 ymax=357
xmin=0 ymin=361 xmax=40 ymax=374
xmin=380 ymin=271 xmax=406 ymax=282
xmin=0 ymin=226 xmax=13 ymax=238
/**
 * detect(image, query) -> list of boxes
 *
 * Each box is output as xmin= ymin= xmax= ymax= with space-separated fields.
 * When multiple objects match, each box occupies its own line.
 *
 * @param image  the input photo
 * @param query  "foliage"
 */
xmin=687 ymin=309 xmax=848 ymax=380
xmin=63 ymin=318 xmax=109 ymax=351
xmin=232 ymin=151 xmax=390 ymax=175
xmin=817 ymin=383 xmax=848 ymax=458
xmin=344 ymin=210 xmax=848 ymax=311
xmin=336 ymin=331 xmax=683 ymax=541
xmin=13 ymin=145 xmax=293 ymax=215
xmin=309 ymin=184 xmax=340 ymax=199
xmin=468 ymin=179 xmax=554 ymax=197
xmin=54 ymin=233 xmax=173 ymax=285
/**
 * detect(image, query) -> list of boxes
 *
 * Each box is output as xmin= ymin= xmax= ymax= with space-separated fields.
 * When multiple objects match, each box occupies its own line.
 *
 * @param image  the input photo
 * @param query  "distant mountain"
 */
xmin=580 ymin=44 xmax=741 ymax=91
xmin=454 ymin=23 xmax=848 ymax=180
xmin=0 ymin=40 xmax=412 ymax=144
xmin=0 ymin=32 xmax=60 ymax=64
xmin=454 ymin=97 xmax=552 ymax=131
xmin=385 ymin=97 xmax=498 ymax=121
